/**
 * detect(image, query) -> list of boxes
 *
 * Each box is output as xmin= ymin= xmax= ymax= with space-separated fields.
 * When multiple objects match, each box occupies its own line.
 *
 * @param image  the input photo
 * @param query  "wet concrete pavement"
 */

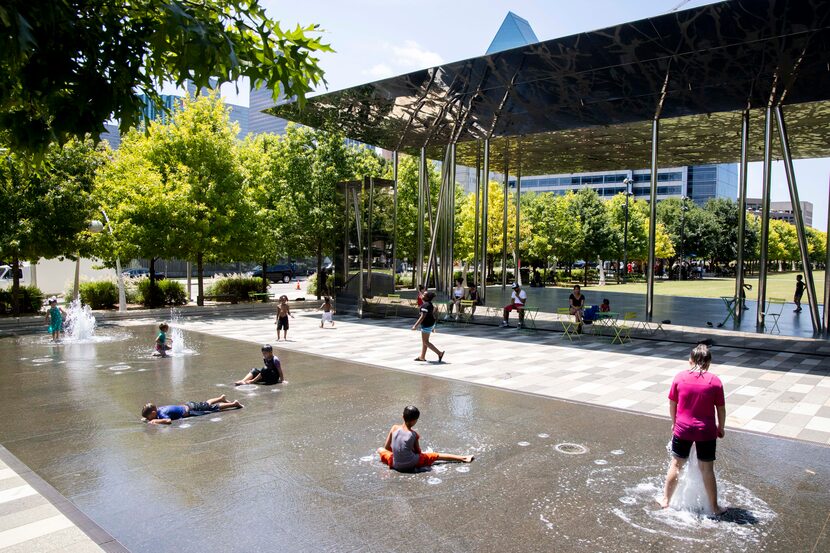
xmin=0 ymin=327 xmax=828 ymax=552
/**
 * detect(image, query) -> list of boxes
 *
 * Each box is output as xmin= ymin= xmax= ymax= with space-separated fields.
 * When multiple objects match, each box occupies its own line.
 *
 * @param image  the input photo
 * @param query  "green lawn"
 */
xmin=567 ymin=271 xmax=825 ymax=300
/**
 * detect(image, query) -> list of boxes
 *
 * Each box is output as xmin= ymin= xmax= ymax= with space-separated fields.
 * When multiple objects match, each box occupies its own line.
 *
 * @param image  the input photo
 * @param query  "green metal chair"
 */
xmin=612 ymin=312 xmax=638 ymax=344
xmin=557 ymin=307 xmax=579 ymax=341
xmin=764 ymin=298 xmax=786 ymax=334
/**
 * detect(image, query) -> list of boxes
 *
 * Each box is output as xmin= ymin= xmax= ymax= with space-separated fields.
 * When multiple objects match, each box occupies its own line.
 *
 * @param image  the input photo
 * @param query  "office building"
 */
xmin=746 ymin=198 xmax=814 ymax=227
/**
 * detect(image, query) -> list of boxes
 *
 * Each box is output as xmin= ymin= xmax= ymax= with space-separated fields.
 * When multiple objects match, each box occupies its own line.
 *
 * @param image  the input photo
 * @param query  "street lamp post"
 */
xmin=679 ymin=196 xmax=689 ymax=280
xmin=622 ymin=178 xmax=633 ymax=283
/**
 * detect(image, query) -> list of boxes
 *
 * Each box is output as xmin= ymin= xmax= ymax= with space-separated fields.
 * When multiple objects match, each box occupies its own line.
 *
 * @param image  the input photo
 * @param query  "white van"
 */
xmin=0 ymin=263 xmax=33 ymax=290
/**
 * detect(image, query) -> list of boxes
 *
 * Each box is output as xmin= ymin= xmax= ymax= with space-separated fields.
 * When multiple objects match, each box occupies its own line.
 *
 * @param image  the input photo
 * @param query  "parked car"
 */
xmin=122 ymin=268 xmax=165 ymax=279
xmin=250 ymin=263 xmax=296 ymax=283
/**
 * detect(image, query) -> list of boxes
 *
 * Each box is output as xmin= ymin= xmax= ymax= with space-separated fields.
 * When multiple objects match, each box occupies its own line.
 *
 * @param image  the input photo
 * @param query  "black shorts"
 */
xmin=250 ymin=368 xmax=278 ymax=385
xmin=277 ymin=316 xmax=289 ymax=330
xmin=672 ymin=435 xmax=717 ymax=462
xmin=185 ymin=401 xmax=220 ymax=415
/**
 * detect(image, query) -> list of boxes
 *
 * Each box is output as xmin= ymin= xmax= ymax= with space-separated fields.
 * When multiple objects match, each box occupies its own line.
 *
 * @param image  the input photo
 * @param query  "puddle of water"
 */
xmin=537 ymin=433 xmax=550 ymax=438
xmin=517 ymin=441 xmax=531 ymax=447
xmin=426 ymin=477 xmax=442 ymax=485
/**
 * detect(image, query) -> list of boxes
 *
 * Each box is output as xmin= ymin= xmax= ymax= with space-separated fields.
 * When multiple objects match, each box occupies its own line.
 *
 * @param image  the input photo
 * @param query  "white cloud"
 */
xmin=363 ymin=63 xmax=394 ymax=79
xmin=391 ymin=40 xmax=443 ymax=70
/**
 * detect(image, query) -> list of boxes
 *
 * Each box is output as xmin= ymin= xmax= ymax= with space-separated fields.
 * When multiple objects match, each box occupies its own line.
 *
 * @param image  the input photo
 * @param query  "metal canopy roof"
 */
xmin=272 ymin=0 xmax=830 ymax=174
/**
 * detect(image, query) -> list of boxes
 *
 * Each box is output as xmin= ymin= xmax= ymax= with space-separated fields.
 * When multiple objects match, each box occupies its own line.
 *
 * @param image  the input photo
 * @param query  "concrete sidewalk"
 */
xmin=152 ymin=310 xmax=830 ymax=446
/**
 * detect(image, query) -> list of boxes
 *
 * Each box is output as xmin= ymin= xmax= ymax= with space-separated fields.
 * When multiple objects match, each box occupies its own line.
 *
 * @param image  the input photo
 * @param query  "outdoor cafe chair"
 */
xmin=458 ymin=299 xmax=476 ymax=324
xmin=519 ymin=306 xmax=539 ymax=332
xmin=557 ymin=307 xmax=580 ymax=341
xmin=612 ymin=312 xmax=638 ymax=344
xmin=764 ymin=298 xmax=786 ymax=334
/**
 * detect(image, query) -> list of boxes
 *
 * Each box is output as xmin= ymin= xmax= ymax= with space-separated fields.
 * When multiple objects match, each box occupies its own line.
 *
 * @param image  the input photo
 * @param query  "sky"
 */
xmin=238 ymin=0 xmax=829 ymax=229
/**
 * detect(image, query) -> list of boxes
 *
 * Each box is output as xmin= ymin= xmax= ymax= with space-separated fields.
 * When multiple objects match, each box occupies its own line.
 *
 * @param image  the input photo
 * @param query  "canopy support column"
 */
xmin=775 ymin=105 xmax=822 ymax=333
xmin=417 ymin=148 xmax=426 ymax=287
xmin=646 ymin=117 xmax=659 ymax=320
xmin=481 ymin=140 xmax=490 ymax=304
xmin=473 ymin=144 xmax=481 ymax=287
xmin=391 ymin=151 xmax=398 ymax=287
xmin=502 ymin=149 xmax=509 ymax=289
xmin=735 ymin=109 xmax=750 ymax=323
xmin=824 ymin=173 xmax=830 ymax=333
xmin=757 ymin=106 xmax=774 ymax=331
xmin=515 ymin=169 xmax=522 ymax=286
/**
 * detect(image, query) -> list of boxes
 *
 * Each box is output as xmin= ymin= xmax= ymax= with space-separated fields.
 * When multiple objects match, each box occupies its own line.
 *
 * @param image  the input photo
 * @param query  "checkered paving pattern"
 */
xmin=0 ymin=450 xmax=109 ymax=553
xmin=143 ymin=310 xmax=830 ymax=446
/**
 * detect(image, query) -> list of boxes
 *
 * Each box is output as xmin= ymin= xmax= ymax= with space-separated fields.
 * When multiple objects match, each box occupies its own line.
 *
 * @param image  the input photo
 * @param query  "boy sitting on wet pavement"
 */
xmin=235 ymin=344 xmax=284 ymax=386
xmin=142 ymin=394 xmax=243 ymax=425
xmin=377 ymin=405 xmax=474 ymax=471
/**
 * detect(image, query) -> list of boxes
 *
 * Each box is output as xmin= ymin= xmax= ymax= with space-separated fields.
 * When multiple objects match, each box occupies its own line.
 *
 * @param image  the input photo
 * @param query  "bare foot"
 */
xmin=712 ymin=506 xmax=727 ymax=516
xmin=218 ymin=394 xmax=227 ymax=402
xmin=658 ymin=497 xmax=670 ymax=509
xmin=231 ymin=400 xmax=243 ymax=409
xmin=234 ymin=381 xmax=244 ymax=386
xmin=462 ymin=455 xmax=474 ymax=463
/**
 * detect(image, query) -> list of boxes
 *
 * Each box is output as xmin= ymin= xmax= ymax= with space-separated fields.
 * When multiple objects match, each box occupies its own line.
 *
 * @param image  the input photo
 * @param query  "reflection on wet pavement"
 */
xmin=0 ymin=326 xmax=827 ymax=552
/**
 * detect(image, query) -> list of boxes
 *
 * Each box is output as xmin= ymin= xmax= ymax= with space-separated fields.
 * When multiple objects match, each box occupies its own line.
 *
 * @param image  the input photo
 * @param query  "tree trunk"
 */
xmin=11 ymin=253 xmax=20 ymax=317
xmin=197 ymin=253 xmax=204 ymax=306
xmin=598 ymin=257 xmax=606 ymax=286
xmin=149 ymin=257 xmax=159 ymax=308
xmin=316 ymin=239 xmax=323 ymax=299
xmin=261 ymin=257 xmax=268 ymax=293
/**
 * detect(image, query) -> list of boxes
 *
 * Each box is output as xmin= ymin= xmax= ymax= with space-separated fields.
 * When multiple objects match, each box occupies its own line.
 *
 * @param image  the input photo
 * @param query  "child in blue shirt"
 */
xmin=45 ymin=298 xmax=66 ymax=342
xmin=154 ymin=323 xmax=172 ymax=357
xmin=142 ymin=394 xmax=243 ymax=425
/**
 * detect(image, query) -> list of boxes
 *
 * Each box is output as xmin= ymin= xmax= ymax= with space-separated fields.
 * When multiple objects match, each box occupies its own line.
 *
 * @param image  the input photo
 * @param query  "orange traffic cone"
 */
xmin=295 ymin=278 xmax=301 ymax=290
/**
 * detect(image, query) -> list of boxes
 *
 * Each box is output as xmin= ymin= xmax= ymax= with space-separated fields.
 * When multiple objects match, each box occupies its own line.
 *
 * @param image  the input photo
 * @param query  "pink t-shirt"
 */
xmin=668 ymin=370 xmax=725 ymax=441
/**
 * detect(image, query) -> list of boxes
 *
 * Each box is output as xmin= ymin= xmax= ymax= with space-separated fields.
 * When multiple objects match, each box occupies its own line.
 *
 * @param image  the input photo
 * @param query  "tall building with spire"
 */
xmin=486 ymin=12 xmax=539 ymax=54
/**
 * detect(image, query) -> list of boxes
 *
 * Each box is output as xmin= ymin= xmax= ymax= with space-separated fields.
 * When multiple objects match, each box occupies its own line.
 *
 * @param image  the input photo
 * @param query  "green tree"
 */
xmin=1 ymin=0 xmax=331 ymax=154
xmin=395 ymin=154 xmax=440 ymax=282
xmin=806 ymin=227 xmax=826 ymax=267
xmin=96 ymin=93 xmax=254 ymax=305
xmin=0 ymin=139 xmax=102 ymax=314
xmin=605 ymin=193 xmax=648 ymax=281
xmin=567 ymin=188 xmax=613 ymax=284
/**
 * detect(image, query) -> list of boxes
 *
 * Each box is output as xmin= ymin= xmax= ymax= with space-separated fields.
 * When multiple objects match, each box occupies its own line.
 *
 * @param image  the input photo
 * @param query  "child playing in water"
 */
xmin=377 ymin=405 xmax=474 ymax=472
xmin=141 ymin=394 xmax=243 ymax=425
xmin=154 ymin=323 xmax=172 ymax=357
xmin=235 ymin=344 xmax=284 ymax=385
xmin=660 ymin=343 xmax=727 ymax=516
xmin=320 ymin=296 xmax=335 ymax=328
xmin=275 ymin=295 xmax=293 ymax=341
xmin=45 ymin=298 xmax=65 ymax=341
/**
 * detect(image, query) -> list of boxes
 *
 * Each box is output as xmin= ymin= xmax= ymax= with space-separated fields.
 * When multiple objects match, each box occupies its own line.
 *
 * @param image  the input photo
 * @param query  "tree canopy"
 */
xmin=0 ymin=0 xmax=331 ymax=153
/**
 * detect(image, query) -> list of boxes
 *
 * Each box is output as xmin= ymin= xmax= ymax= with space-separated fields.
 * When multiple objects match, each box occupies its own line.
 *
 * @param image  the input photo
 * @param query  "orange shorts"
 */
xmin=379 ymin=450 xmax=439 ymax=469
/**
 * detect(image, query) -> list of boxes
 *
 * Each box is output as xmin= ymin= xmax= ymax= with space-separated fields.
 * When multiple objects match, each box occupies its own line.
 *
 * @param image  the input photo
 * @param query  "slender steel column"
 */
xmin=481 ymin=140 xmax=490 ymax=303
xmin=757 ymin=106 xmax=774 ymax=331
xmin=735 ymin=109 xmax=750 ymax=322
xmin=646 ymin=118 xmax=659 ymax=319
xmin=367 ymin=176 xmax=374 ymax=290
xmin=502 ymin=149 xmax=509 ymax=289
xmin=824 ymin=173 xmax=830 ymax=333
xmin=424 ymin=152 xmax=450 ymax=290
xmin=473 ymin=144 xmax=481 ymax=287
xmin=426 ymin=145 xmax=451 ymax=289
xmin=515 ymin=170 xmax=522 ymax=285
xmin=391 ymin=151 xmax=398 ymax=287
xmin=449 ymin=143 xmax=457 ymax=292
xmin=417 ymin=148 xmax=426 ymax=287
xmin=343 ymin=184 xmax=350 ymax=296
xmin=775 ymin=105 xmax=821 ymax=333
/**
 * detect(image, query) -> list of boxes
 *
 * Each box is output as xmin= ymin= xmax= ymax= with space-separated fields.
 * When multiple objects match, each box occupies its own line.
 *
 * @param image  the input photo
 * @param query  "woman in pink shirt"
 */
xmin=660 ymin=343 xmax=727 ymax=515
